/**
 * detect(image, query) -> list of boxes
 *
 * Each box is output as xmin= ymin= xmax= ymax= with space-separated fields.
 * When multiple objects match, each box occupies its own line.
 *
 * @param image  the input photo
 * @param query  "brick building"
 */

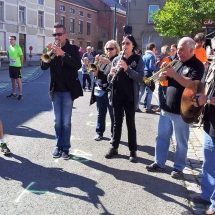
xmin=56 ymin=0 xmax=126 ymax=53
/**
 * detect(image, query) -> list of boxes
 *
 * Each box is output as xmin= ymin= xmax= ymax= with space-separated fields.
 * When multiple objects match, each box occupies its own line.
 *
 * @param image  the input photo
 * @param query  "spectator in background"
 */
xmin=79 ymin=47 xmax=84 ymax=60
xmin=153 ymin=45 xmax=172 ymax=113
xmin=6 ymin=35 xmax=24 ymax=100
xmin=170 ymin=44 xmax=177 ymax=60
xmin=138 ymin=43 xmax=159 ymax=113
xmin=194 ymin=33 xmax=208 ymax=70
xmin=81 ymin=57 xmax=91 ymax=91
xmin=91 ymin=47 xmax=97 ymax=58
xmin=82 ymin=46 xmax=94 ymax=88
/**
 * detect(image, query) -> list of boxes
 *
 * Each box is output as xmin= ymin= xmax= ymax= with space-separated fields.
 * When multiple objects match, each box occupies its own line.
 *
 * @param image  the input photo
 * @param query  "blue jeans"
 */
xmin=155 ymin=110 xmax=189 ymax=170
xmin=139 ymin=84 xmax=152 ymax=109
xmin=52 ymin=92 xmax=73 ymax=150
xmin=96 ymin=92 xmax=114 ymax=136
xmin=201 ymin=132 xmax=215 ymax=210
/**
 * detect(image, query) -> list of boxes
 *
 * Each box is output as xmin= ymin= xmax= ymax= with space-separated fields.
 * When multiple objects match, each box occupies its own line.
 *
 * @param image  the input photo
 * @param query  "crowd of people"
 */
xmin=1 ymin=23 xmax=215 ymax=214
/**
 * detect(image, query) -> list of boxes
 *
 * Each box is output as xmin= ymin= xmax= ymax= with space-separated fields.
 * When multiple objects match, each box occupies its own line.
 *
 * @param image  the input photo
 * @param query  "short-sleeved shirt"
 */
xmin=8 ymin=44 xmax=23 ymax=67
xmin=161 ymin=55 xmax=204 ymax=114
xmin=194 ymin=48 xmax=207 ymax=63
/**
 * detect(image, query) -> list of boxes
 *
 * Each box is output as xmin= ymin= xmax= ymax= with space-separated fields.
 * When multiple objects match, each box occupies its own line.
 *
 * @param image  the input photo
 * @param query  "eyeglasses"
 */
xmin=106 ymin=47 xmax=115 ymax=51
xmin=122 ymin=42 xmax=131 ymax=46
xmin=52 ymin=33 xmax=65 ymax=37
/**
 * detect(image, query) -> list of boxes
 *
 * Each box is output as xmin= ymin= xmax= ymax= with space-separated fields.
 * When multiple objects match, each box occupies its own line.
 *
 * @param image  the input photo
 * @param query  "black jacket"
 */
xmin=41 ymin=40 xmax=83 ymax=101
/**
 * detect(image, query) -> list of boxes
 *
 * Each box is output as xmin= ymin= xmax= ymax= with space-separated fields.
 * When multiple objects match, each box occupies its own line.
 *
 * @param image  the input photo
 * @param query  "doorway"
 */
xmin=19 ymin=34 xmax=26 ymax=60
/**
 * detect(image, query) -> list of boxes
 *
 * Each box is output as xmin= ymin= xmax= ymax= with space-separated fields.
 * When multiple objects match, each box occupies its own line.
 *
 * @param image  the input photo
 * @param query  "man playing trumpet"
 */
xmin=146 ymin=37 xmax=204 ymax=178
xmin=41 ymin=23 xmax=82 ymax=160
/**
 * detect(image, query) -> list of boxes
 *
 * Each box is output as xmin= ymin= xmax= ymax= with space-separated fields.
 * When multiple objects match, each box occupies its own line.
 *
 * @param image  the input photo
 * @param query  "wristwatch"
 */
xmin=207 ymin=96 xmax=211 ymax=104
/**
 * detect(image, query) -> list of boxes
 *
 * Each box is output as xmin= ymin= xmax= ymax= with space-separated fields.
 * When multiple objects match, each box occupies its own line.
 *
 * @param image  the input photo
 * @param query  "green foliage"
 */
xmin=151 ymin=0 xmax=215 ymax=38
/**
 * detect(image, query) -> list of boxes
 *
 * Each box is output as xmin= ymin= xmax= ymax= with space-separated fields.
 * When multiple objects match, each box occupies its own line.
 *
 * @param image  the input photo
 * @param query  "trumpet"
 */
xmin=106 ymin=49 xmax=126 ymax=92
xmin=87 ymin=54 xmax=110 ymax=72
xmin=41 ymin=40 xmax=60 ymax=63
xmin=143 ymin=58 xmax=180 ymax=87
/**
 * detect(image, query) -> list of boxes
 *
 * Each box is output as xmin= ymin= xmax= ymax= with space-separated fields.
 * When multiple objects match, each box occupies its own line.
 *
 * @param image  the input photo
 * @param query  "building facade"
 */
xmin=127 ymin=0 xmax=177 ymax=53
xmin=0 ymin=0 xmax=55 ymax=61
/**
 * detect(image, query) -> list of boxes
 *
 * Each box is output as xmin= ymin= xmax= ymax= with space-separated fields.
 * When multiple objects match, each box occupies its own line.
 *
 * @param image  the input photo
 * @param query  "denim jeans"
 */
xmin=155 ymin=110 xmax=189 ymax=170
xmin=82 ymin=74 xmax=91 ymax=90
xmin=52 ymin=92 xmax=73 ymax=150
xmin=200 ymin=132 xmax=215 ymax=210
xmin=96 ymin=92 xmax=114 ymax=136
xmin=139 ymin=84 xmax=152 ymax=109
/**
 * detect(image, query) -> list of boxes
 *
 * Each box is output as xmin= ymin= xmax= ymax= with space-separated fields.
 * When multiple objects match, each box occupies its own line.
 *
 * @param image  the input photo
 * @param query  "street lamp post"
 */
xmin=113 ymin=0 xmax=117 ymax=40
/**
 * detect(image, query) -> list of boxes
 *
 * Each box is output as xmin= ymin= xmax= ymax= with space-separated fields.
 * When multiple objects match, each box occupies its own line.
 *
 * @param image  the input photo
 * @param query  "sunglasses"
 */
xmin=52 ymin=33 xmax=64 ymax=37
xmin=106 ymin=47 xmax=115 ymax=51
xmin=122 ymin=42 xmax=131 ymax=46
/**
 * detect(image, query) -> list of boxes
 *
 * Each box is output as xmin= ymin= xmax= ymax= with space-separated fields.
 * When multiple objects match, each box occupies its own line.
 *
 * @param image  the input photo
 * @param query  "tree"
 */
xmin=151 ymin=0 xmax=215 ymax=38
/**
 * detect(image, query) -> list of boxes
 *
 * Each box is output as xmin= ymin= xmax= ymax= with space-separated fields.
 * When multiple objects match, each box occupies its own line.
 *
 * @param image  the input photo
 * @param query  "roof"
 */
xmin=63 ymin=0 xmax=97 ymax=11
xmin=101 ymin=0 xmax=126 ymax=13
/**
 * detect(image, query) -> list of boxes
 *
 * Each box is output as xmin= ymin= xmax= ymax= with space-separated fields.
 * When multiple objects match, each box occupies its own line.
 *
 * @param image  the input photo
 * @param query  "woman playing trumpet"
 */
xmin=90 ymin=40 xmax=120 ymax=141
xmin=105 ymin=35 xmax=144 ymax=162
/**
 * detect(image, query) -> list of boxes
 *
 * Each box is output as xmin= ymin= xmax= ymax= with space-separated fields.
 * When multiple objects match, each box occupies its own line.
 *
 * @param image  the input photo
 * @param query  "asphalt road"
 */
xmin=0 ymin=70 xmax=193 ymax=215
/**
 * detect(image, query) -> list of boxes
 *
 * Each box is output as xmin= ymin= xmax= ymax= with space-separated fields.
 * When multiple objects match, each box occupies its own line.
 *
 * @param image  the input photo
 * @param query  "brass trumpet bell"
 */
xmin=41 ymin=40 xmax=60 ymax=63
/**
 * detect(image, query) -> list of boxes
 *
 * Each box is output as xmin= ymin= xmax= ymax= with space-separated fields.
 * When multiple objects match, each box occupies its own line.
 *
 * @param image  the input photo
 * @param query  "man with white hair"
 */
xmin=146 ymin=37 xmax=204 ymax=178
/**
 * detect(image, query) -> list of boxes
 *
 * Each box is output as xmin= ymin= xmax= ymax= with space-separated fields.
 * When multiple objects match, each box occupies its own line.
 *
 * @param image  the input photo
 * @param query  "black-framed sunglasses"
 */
xmin=106 ymin=47 xmax=115 ymax=51
xmin=52 ymin=33 xmax=65 ymax=37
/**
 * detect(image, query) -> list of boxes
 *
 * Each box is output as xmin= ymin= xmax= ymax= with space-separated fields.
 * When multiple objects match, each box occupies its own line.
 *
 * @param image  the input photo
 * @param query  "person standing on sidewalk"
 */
xmin=0 ymin=120 xmax=11 ymax=155
xmin=146 ymin=37 xmax=204 ymax=178
xmin=41 ymin=23 xmax=82 ymax=160
xmin=191 ymin=37 xmax=215 ymax=215
xmin=6 ymin=35 xmax=24 ymax=100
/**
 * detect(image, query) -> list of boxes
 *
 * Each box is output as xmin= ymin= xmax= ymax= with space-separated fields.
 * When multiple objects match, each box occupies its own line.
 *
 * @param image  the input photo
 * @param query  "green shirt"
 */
xmin=8 ymin=44 xmax=23 ymax=67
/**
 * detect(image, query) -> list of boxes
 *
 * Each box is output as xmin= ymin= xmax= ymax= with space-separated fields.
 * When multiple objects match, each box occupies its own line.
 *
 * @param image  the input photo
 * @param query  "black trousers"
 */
xmin=112 ymin=99 xmax=137 ymax=151
xmin=82 ymin=74 xmax=91 ymax=89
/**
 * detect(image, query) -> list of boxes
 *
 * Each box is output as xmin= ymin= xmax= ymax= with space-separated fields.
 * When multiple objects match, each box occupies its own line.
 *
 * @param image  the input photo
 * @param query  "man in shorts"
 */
xmin=7 ymin=35 xmax=24 ymax=100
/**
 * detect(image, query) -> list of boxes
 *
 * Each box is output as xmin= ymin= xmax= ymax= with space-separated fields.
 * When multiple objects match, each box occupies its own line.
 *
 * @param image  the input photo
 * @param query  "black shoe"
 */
xmin=171 ymin=169 xmax=183 ymax=178
xmin=62 ymin=150 xmax=70 ymax=160
xmin=146 ymin=162 xmax=165 ymax=172
xmin=105 ymin=148 xmax=118 ymax=159
xmin=17 ymin=95 xmax=23 ymax=100
xmin=52 ymin=147 xmax=62 ymax=158
xmin=129 ymin=151 xmax=137 ymax=163
xmin=6 ymin=93 xmax=17 ymax=98
xmin=192 ymin=196 xmax=211 ymax=205
xmin=135 ymin=108 xmax=142 ymax=113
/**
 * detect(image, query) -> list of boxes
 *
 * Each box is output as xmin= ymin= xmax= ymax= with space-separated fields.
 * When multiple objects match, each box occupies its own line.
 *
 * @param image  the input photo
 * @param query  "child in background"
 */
xmin=0 ymin=120 xmax=11 ymax=155
xmin=82 ymin=57 xmax=91 ymax=91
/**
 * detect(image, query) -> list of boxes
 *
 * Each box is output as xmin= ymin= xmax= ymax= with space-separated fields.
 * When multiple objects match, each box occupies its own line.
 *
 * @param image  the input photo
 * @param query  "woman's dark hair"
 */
xmin=122 ymin=35 xmax=138 ymax=52
xmin=146 ymin=43 xmax=156 ymax=51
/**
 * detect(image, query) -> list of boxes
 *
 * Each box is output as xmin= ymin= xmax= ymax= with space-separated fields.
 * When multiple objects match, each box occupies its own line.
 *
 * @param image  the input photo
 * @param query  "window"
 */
xmin=87 ymin=42 xmax=90 ymax=47
xmin=148 ymin=5 xmax=159 ymax=24
xmin=0 ymin=2 xmax=4 ymax=21
xmin=79 ymin=11 xmax=83 ymax=16
xmin=79 ymin=20 xmax=83 ymax=34
xmin=19 ymin=6 xmax=25 ymax=25
xmin=38 ymin=11 xmax=44 ymax=27
xmin=87 ymin=22 xmax=91 ymax=35
xmin=70 ymin=18 xmax=75 ymax=33
xmin=38 ymin=0 xmax=44 ymax=5
xmin=70 ymin=8 xmax=75 ymax=14
xmin=87 ymin=13 xmax=91 ymax=18
xmin=70 ymin=40 xmax=74 ymax=44
xmin=60 ymin=5 xmax=65 ymax=11
xmin=60 ymin=16 xmax=65 ymax=26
